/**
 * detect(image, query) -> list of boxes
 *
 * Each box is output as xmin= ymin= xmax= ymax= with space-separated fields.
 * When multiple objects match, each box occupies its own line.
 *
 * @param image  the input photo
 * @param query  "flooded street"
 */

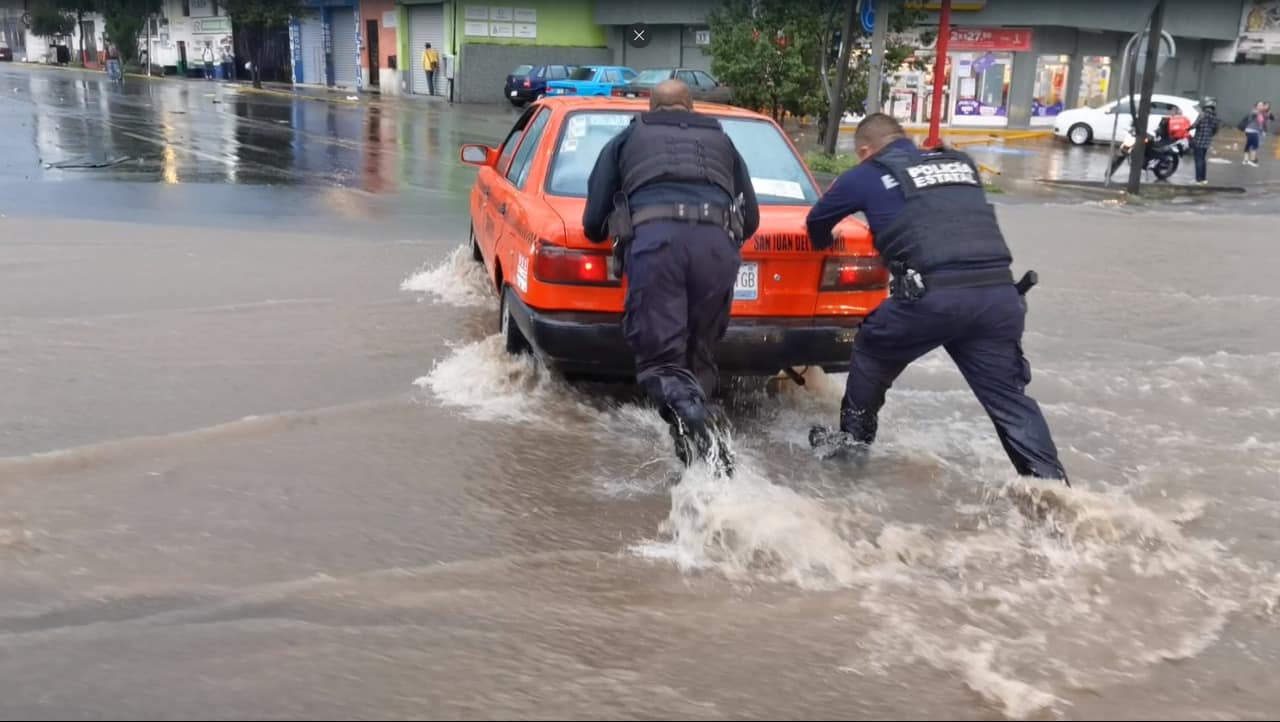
xmin=1 ymin=65 xmax=1278 ymax=720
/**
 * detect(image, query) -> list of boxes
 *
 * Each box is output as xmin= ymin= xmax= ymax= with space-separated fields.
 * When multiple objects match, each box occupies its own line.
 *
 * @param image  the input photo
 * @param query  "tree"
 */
xmin=57 ymin=0 xmax=98 ymax=66
xmin=99 ymin=0 xmax=160 ymax=63
xmin=225 ymin=0 xmax=306 ymax=88
xmin=27 ymin=0 xmax=76 ymax=38
xmin=706 ymin=0 xmax=817 ymax=122
xmin=706 ymin=0 xmax=929 ymax=145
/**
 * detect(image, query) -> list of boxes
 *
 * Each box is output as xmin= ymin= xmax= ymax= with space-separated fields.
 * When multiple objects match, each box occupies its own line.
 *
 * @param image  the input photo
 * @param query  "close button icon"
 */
xmin=627 ymin=22 xmax=651 ymax=48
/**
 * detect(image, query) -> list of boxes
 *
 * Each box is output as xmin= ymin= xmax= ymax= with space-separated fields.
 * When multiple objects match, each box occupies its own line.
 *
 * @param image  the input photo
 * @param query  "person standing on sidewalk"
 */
xmin=421 ymin=42 xmax=439 ymax=96
xmin=1241 ymin=101 xmax=1276 ymax=167
xmin=1191 ymin=97 xmax=1220 ymax=185
xmin=201 ymin=42 xmax=215 ymax=80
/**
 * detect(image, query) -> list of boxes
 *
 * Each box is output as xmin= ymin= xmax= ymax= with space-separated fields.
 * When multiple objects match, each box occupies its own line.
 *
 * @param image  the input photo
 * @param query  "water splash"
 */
xmin=400 ymin=244 xmax=494 ymax=308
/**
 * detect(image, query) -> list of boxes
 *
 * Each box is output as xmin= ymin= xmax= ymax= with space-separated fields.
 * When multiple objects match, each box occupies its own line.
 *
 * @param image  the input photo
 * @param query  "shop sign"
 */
xmin=948 ymin=27 xmax=1032 ymax=52
xmin=191 ymin=17 xmax=231 ymax=35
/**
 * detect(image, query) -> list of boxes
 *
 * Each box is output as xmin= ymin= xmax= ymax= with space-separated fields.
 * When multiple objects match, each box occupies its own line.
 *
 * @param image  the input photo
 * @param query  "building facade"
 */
xmin=392 ymin=0 xmax=610 ymax=103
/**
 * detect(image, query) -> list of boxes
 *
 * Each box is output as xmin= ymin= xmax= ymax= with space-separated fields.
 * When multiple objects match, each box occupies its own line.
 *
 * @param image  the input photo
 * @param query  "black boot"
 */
xmin=809 ymin=425 xmax=870 ymax=461
xmin=663 ymin=402 xmax=733 ymax=478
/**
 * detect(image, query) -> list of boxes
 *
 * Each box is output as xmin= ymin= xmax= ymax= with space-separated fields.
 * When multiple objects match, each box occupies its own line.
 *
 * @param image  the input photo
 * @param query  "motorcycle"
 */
xmin=1107 ymin=126 xmax=1183 ymax=181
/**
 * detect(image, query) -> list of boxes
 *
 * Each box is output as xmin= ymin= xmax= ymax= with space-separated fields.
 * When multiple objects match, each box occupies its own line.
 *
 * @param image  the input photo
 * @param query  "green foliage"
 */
xmin=804 ymin=150 xmax=858 ymax=175
xmin=27 ymin=1 xmax=76 ymax=37
xmin=224 ymin=0 xmax=308 ymax=28
xmin=98 ymin=0 xmax=159 ymax=62
xmin=706 ymin=0 xmax=815 ymax=122
xmin=706 ymin=0 xmax=932 ymax=128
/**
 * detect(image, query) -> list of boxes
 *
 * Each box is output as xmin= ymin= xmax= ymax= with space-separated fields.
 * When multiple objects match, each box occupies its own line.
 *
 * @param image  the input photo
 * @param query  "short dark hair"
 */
xmin=854 ymin=113 xmax=906 ymax=152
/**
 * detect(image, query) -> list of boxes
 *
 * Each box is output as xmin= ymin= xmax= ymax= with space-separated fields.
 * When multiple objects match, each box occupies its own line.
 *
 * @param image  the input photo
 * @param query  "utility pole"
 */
xmin=924 ymin=0 xmax=951 ymax=148
xmin=866 ymin=0 xmax=890 ymax=116
xmin=1127 ymin=0 xmax=1166 ymax=195
xmin=823 ymin=0 xmax=859 ymax=155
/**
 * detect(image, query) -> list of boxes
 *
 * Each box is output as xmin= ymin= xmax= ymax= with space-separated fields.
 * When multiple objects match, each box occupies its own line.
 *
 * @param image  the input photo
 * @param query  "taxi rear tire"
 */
xmin=500 ymin=286 xmax=531 ymax=355
xmin=470 ymin=225 xmax=482 ymax=263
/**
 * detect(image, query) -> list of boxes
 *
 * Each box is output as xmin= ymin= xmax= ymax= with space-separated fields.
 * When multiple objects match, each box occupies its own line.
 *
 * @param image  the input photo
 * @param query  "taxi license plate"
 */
xmin=734 ymin=262 xmax=758 ymax=301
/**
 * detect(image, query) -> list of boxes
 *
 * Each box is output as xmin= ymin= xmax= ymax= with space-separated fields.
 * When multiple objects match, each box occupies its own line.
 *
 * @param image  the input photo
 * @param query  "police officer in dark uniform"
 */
xmin=583 ymin=79 xmax=760 ymax=473
xmin=805 ymin=114 xmax=1068 ymax=484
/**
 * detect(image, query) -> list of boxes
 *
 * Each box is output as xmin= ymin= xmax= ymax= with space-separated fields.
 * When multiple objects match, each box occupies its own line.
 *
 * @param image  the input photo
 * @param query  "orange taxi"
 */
xmin=459 ymin=96 xmax=887 ymax=380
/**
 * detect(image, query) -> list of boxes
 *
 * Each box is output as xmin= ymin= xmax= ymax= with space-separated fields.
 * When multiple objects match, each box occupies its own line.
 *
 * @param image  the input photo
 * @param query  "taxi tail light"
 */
xmin=820 ymin=256 xmax=889 ymax=291
xmin=532 ymin=246 xmax=617 ymax=286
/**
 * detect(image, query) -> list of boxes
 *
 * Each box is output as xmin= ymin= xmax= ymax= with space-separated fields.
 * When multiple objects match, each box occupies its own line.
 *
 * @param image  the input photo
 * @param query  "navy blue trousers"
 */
xmin=622 ymin=220 xmax=741 ymax=415
xmin=841 ymin=283 xmax=1067 ymax=480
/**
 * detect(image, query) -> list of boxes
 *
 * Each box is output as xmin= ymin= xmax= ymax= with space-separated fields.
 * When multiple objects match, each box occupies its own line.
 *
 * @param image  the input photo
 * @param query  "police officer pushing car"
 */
xmin=805 ymin=114 xmax=1069 ymax=484
xmin=583 ymin=79 xmax=760 ymax=475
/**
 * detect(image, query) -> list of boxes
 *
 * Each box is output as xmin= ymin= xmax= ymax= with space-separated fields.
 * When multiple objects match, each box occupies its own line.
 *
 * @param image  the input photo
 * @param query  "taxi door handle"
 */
xmin=498 ymin=203 xmax=507 ymax=215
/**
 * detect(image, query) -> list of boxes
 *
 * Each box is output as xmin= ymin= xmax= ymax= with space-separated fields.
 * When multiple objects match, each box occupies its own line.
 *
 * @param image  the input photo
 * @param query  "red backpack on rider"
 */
xmin=1168 ymin=115 xmax=1191 ymax=140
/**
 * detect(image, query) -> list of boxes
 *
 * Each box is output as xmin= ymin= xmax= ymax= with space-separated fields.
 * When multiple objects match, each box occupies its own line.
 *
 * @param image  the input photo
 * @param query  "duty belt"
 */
xmin=890 ymin=266 xmax=1018 ymax=300
xmin=922 ymin=267 xmax=1014 ymax=290
xmin=630 ymin=202 xmax=731 ymax=228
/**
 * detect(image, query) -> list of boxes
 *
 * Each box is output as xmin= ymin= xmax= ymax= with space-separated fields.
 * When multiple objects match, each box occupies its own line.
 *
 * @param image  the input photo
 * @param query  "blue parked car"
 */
xmin=545 ymin=66 xmax=637 ymax=97
xmin=504 ymin=64 xmax=578 ymax=107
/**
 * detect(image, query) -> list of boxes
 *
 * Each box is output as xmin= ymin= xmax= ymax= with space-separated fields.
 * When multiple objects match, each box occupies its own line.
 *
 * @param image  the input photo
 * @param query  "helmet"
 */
xmin=1201 ymin=96 xmax=1217 ymax=109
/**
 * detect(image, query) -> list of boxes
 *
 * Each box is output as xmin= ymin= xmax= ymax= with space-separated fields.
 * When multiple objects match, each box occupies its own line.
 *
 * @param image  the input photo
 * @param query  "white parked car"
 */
xmin=1053 ymin=94 xmax=1201 ymax=145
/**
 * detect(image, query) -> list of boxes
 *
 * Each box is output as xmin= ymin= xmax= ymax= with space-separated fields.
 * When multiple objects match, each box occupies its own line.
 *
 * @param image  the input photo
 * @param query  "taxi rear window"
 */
xmin=545 ymin=111 xmax=819 ymax=205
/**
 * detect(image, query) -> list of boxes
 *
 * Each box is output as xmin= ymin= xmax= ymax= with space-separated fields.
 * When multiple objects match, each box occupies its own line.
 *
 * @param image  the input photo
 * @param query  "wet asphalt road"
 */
xmin=2 ymin=63 xmax=1280 ymax=720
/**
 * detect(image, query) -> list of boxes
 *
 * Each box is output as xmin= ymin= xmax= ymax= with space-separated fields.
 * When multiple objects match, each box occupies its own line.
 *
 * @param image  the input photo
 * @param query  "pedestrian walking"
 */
xmin=422 ymin=42 xmax=439 ymax=95
xmin=1240 ymin=100 xmax=1276 ymax=166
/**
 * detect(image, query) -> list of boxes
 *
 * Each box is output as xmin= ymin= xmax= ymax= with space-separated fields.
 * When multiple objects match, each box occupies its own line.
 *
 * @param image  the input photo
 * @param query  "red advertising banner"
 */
xmin=948 ymin=27 xmax=1033 ymax=52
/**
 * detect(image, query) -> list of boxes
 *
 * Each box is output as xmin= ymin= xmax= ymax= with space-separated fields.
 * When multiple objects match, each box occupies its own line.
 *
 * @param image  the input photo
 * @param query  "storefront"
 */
xmin=945 ymin=27 xmax=1028 ymax=127
xmin=884 ymin=26 xmax=1030 ymax=127
xmin=1075 ymin=55 xmax=1112 ymax=108
xmin=1030 ymin=53 xmax=1069 ymax=126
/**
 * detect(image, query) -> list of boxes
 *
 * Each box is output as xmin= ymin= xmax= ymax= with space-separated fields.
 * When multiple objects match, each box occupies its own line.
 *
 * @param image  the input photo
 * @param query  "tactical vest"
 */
xmin=619 ymin=111 xmax=737 ymax=200
xmin=871 ymin=146 xmax=1012 ymax=275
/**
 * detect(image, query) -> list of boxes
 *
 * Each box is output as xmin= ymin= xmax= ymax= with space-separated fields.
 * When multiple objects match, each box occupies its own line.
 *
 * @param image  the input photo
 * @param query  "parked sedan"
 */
xmin=545 ymin=66 xmax=636 ymax=97
xmin=504 ymin=64 xmax=577 ymax=107
xmin=612 ymin=68 xmax=732 ymax=104
xmin=1053 ymin=94 xmax=1201 ymax=145
xmin=0 ymin=41 xmax=13 ymax=62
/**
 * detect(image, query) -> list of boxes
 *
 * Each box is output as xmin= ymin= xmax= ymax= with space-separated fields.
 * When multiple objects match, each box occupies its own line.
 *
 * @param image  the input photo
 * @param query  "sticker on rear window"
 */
xmin=751 ymin=177 xmax=806 ymax=200
xmin=588 ymin=113 xmax=632 ymax=127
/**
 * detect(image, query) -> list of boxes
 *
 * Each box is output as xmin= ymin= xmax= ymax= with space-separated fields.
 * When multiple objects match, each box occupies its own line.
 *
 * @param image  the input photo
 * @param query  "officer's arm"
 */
xmin=805 ymin=168 xmax=866 ymax=251
xmin=582 ymin=131 xmax=627 ymax=243
xmin=731 ymin=149 xmax=761 ymax=239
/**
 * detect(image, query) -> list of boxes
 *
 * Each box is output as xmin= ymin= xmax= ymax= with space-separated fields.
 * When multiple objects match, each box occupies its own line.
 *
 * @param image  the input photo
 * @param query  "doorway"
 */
xmin=366 ymin=19 xmax=379 ymax=87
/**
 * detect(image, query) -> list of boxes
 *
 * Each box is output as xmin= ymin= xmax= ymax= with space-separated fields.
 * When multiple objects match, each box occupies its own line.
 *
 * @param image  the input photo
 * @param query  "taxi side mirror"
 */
xmin=460 ymin=144 xmax=497 ymax=167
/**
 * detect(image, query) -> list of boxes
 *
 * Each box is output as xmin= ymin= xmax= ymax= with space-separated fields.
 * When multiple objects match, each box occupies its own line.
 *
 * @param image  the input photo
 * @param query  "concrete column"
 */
xmin=1066 ymin=52 xmax=1085 ymax=109
xmin=1006 ymin=50 xmax=1037 ymax=129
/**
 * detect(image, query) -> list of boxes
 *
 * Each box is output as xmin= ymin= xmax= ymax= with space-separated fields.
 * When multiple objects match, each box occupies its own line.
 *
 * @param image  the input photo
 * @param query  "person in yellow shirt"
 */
xmin=422 ymin=42 xmax=439 ymax=95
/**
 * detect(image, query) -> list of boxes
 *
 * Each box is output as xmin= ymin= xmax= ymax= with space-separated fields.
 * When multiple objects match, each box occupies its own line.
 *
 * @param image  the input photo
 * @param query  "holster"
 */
xmin=608 ymin=191 xmax=633 ymax=279
xmin=728 ymin=193 xmax=746 ymax=247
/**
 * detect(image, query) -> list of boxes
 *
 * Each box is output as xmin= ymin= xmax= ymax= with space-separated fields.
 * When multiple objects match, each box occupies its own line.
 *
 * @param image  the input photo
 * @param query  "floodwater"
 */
xmin=1 ymin=64 xmax=1278 ymax=720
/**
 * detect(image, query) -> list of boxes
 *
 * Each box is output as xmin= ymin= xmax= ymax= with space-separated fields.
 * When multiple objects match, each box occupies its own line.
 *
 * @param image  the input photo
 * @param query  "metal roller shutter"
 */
xmin=330 ymin=9 xmax=357 ymax=87
xmin=407 ymin=4 xmax=445 ymax=96
xmin=297 ymin=14 xmax=324 ymax=85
